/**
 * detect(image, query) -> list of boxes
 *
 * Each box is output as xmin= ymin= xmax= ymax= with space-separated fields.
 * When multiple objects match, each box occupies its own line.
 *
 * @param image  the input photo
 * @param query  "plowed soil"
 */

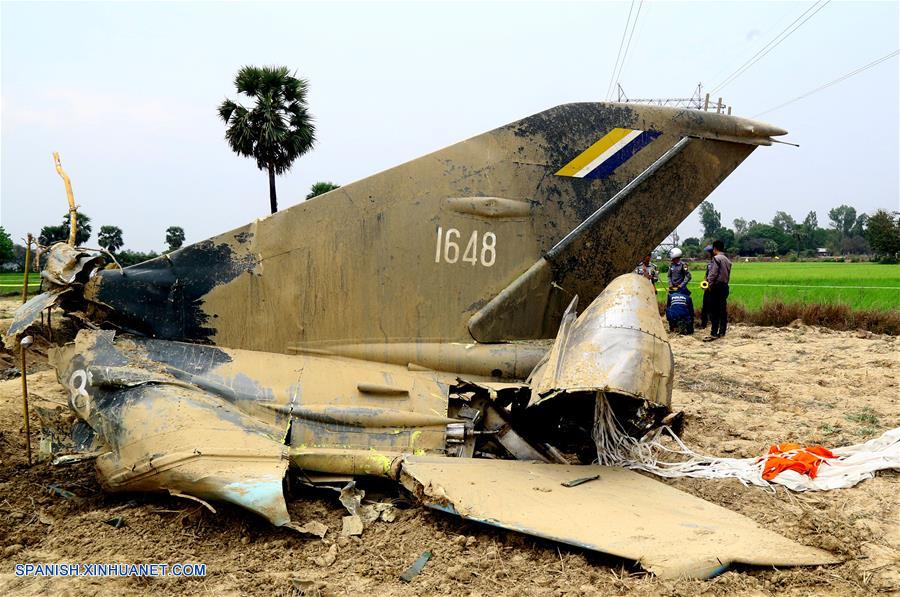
xmin=0 ymin=297 xmax=897 ymax=596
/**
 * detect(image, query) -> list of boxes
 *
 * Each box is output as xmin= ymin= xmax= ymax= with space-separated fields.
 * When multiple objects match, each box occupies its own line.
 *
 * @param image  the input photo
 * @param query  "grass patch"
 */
xmin=819 ymin=423 xmax=842 ymax=436
xmin=732 ymin=300 xmax=900 ymax=335
xmin=845 ymin=407 xmax=880 ymax=427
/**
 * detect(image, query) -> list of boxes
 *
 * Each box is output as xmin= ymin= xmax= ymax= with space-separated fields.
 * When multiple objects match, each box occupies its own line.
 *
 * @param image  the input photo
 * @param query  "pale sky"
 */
xmin=2 ymin=0 xmax=898 ymax=251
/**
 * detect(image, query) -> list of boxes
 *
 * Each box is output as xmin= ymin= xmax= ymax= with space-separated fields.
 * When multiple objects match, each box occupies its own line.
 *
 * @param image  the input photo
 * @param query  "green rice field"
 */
xmin=661 ymin=261 xmax=900 ymax=312
xmin=0 ymin=272 xmax=41 ymax=297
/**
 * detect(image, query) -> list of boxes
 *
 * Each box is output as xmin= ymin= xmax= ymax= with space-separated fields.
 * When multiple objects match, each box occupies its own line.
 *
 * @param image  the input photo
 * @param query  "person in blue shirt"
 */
xmin=667 ymin=247 xmax=691 ymax=291
xmin=665 ymin=248 xmax=694 ymax=334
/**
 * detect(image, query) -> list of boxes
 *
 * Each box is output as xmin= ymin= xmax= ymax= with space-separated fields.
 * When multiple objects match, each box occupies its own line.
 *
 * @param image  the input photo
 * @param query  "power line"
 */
xmin=753 ymin=49 xmax=900 ymax=118
xmin=610 ymin=0 xmax=644 ymax=99
xmin=709 ymin=0 xmax=830 ymax=95
xmin=605 ymin=0 xmax=636 ymax=100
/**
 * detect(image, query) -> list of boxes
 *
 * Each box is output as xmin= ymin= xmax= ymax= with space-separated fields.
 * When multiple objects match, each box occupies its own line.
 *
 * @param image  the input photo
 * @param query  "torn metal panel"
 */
xmin=41 ymin=242 xmax=105 ymax=287
xmin=4 ymin=288 xmax=72 ymax=348
xmin=532 ymin=273 xmax=673 ymax=407
xmin=400 ymin=457 xmax=838 ymax=579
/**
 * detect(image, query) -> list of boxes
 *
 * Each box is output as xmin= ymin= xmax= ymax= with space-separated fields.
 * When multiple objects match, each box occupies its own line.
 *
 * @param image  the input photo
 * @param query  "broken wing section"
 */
xmin=400 ymin=457 xmax=838 ymax=579
xmin=49 ymin=331 xmax=292 ymax=526
xmin=532 ymin=273 xmax=672 ymax=406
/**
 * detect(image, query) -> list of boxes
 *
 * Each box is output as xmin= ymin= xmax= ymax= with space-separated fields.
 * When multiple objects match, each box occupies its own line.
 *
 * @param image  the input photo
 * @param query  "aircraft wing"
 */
xmin=399 ymin=456 xmax=838 ymax=579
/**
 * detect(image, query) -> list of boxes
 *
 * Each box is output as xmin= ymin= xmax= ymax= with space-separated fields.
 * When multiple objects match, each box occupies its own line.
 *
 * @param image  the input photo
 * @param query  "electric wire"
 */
xmin=610 ymin=0 xmax=644 ymax=100
xmin=709 ymin=0 xmax=830 ymax=95
xmin=753 ymin=49 xmax=900 ymax=117
xmin=605 ymin=0 xmax=636 ymax=100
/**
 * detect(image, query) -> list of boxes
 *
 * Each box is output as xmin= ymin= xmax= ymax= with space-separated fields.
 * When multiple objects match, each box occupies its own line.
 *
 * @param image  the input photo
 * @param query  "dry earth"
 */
xmin=0 ymin=297 xmax=897 ymax=596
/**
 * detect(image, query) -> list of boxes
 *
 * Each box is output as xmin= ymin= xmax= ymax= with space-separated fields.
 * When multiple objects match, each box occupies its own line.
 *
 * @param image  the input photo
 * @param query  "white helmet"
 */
xmin=670 ymin=247 xmax=683 ymax=259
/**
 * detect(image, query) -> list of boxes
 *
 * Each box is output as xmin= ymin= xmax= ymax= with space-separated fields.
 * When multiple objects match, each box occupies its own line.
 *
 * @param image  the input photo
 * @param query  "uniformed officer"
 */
xmin=633 ymin=254 xmax=659 ymax=287
xmin=705 ymin=239 xmax=732 ymax=341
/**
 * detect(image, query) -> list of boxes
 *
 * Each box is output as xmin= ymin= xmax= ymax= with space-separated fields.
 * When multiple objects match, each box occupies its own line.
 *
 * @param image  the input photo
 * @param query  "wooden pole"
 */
xmin=703 ymin=93 xmax=710 ymax=111
xmin=21 ymin=234 xmax=32 ymax=304
xmin=20 ymin=338 xmax=32 ymax=466
xmin=53 ymin=152 xmax=78 ymax=246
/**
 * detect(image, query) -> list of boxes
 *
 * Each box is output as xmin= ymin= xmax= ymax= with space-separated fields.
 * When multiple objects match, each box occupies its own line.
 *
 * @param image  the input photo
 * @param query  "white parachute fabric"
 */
xmin=592 ymin=393 xmax=900 ymax=492
xmin=774 ymin=427 xmax=900 ymax=491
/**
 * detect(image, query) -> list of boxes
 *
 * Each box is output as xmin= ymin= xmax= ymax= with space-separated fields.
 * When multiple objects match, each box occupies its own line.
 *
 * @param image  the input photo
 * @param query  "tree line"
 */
xmin=683 ymin=202 xmax=899 ymax=262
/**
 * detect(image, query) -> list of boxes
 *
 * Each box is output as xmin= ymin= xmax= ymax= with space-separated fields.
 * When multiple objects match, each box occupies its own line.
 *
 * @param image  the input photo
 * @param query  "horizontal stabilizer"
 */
xmin=399 ymin=457 xmax=838 ymax=579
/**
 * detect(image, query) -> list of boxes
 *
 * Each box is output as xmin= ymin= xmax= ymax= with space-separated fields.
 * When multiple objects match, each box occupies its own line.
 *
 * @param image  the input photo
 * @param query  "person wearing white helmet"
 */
xmin=667 ymin=247 xmax=691 ymax=292
xmin=665 ymin=247 xmax=694 ymax=334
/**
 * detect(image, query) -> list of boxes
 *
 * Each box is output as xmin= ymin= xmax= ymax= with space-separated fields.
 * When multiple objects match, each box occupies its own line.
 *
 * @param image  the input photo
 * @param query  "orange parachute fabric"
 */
xmin=762 ymin=443 xmax=836 ymax=481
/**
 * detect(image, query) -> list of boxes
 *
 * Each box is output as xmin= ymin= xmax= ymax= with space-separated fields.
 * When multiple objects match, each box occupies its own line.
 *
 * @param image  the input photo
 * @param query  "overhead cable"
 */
xmin=753 ymin=49 xmax=900 ymax=117
xmin=606 ymin=0 xmax=636 ymax=100
xmin=709 ymin=0 xmax=830 ymax=95
xmin=611 ymin=0 xmax=644 ymax=100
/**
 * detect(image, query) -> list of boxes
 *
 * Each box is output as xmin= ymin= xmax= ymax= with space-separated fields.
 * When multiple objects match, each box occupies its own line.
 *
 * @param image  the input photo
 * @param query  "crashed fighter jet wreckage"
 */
xmin=8 ymin=103 xmax=838 ymax=579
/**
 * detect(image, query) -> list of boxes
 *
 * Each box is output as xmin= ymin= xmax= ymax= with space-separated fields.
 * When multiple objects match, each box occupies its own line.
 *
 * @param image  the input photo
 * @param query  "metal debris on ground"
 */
xmin=399 ymin=550 xmax=432 ymax=582
xmin=561 ymin=474 xmax=600 ymax=488
xmin=371 ymin=502 xmax=397 ymax=522
xmin=46 ymin=484 xmax=81 ymax=502
xmin=339 ymin=481 xmax=365 ymax=536
xmin=340 ymin=515 xmax=363 ymax=537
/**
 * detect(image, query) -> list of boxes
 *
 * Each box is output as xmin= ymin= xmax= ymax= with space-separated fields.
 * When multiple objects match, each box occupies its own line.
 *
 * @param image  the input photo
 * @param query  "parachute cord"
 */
xmin=591 ymin=392 xmax=773 ymax=490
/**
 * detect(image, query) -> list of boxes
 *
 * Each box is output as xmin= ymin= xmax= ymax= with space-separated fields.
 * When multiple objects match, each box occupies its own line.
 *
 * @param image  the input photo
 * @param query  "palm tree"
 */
xmin=306 ymin=181 xmax=340 ymax=200
xmin=98 ymin=225 xmax=124 ymax=254
xmin=218 ymin=66 xmax=316 ymax=214
xmin=165 ymin=226 xmax=186 ymax=251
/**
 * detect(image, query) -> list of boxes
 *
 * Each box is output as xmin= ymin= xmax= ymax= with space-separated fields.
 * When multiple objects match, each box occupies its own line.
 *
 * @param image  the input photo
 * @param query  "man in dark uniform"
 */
xmin=705 ymin=239 xmax=732 ymax=341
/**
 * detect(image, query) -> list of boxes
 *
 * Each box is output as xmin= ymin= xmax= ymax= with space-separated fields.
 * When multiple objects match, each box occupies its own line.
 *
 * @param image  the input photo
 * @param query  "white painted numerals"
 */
xmin=435 ymin=227 xmax=496 ymax=267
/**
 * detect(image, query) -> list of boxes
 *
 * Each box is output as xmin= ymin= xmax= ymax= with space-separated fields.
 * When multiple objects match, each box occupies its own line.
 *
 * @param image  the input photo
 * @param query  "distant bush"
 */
xmin=116 ymin=250 xmax=160 ymax=267
xmin=741 ymin=300 xmax=898 ymax=335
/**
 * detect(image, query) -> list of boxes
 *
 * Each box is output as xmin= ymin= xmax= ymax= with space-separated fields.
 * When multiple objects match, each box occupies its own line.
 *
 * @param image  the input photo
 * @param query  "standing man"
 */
xmin=705 ymin=239 xmax=732 ymax=341
xmin=634 ymin=254 xmax=659 ymax=288
xmin=666 ymin=247 xmax=694 ymax=334
xmin=667 ymin=248 xmax=691 ymax=292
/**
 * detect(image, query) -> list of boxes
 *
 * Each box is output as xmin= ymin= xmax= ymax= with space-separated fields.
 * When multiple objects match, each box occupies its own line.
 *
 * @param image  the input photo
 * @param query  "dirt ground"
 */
xmin=0 ymin=296 xmax=897 ymax=596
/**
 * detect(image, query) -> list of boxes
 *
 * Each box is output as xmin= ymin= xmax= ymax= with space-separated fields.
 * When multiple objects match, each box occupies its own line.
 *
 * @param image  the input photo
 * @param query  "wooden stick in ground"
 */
xmin=53 ymin=152 xmax=77 ymax=246
xmin=20 ymin=336 xmax=33 ymax=465
xmin=21 ymin=234 xmax=32 ymax=304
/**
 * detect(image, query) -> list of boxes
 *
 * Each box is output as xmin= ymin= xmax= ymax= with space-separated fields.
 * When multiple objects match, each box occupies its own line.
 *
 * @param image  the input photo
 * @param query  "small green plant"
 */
xmin=856 ymin=426 xmax=877 ymax=438
xmin=819 ymin=423 xmax=842 ymax=436
xmin=845 ymin=407 xmax=880 ymax=426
